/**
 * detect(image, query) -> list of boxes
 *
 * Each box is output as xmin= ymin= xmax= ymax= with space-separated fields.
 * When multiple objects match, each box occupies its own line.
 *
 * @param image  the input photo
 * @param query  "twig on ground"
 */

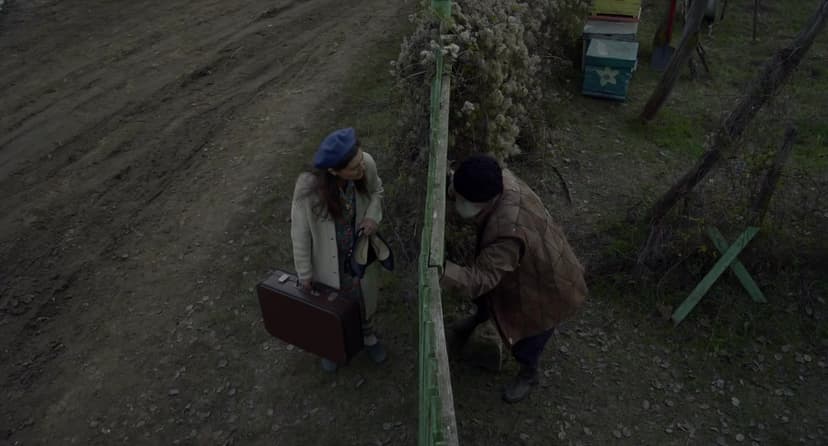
xmin=388 ymin=216 xmax=414 ymax=265
xmin=550 ymin=165 xmax=573 ymax=205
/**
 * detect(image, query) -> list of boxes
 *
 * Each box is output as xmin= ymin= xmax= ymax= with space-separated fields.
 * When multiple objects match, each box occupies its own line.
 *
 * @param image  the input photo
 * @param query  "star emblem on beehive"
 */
xmin=595 ymin=66 xmax=620 ymax=86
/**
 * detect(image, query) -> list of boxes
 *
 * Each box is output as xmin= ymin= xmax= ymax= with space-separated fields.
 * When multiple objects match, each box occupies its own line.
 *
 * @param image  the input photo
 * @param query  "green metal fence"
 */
xmin=417 ymin=1 xmax=458 ymax=445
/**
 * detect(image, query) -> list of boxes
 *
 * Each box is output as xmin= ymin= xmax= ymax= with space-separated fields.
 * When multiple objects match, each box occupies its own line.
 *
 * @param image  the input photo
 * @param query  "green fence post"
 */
xmin=432 ymin=0 xmax=451 ymax=22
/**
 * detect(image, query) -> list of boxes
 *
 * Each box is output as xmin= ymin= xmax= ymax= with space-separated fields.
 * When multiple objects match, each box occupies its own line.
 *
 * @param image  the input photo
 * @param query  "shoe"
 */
xmin=348 ymin=232 xmax=395 ymax=279
xmin=369 ymin=233 xmax=394 ymax=271
xmin=320 ymin=358 xmax=338 ymax=372
xmin=502 ymin=366 xmax=539 ymax=403
xmin=445 ymin=316 xmax=479 ymax=356
xmin=348 ymin=230 xmax=370 ymax=279
xmin=366 ymin=342 xmax=387 ymax=364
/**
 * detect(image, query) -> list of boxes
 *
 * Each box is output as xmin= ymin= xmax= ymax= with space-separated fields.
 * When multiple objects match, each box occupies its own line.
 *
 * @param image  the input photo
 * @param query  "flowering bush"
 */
xmin=392 ymin=0 xmax=588 ymax=161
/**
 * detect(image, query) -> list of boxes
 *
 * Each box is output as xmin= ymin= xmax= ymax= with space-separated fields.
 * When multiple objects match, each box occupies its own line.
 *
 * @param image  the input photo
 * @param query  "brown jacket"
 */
xmin=442 ymin=170 xmax=587 ymax=345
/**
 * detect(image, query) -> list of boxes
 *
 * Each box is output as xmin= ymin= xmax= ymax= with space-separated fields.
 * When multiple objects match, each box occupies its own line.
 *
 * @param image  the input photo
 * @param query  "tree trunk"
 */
xmin=640 ymin=0 xmax=708 ymax=121
xmin=749 ymin=126 xmax=797 ymax=226
xmin=639 ymin=0 xmax=828 ymax=266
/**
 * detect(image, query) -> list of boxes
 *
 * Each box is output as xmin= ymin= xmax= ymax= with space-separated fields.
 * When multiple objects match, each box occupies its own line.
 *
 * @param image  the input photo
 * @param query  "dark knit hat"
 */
xmin=453 ymin=154 xmax=503 ymax=203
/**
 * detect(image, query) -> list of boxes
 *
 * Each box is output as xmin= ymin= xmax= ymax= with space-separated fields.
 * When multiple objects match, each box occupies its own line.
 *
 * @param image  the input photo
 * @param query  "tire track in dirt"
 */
xmin=0 ymin=0 xmax=308 ymax=178
xmin=0 ymin=0 xmax=250 ymax=88
xmin=1 ymin=0 xmax=411 ymax=442
xmin=0 ymin=0 xmax=342 ymax=351
xmin=1 ymin=17 xmax=319 ymax=187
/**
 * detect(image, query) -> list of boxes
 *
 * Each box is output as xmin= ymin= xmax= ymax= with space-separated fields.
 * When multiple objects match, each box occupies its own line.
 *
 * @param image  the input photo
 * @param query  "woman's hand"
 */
xmin=299 ymin=279 xmax=313 ymax=292
xmin=359 ymin=218 xmax=378 ymax=236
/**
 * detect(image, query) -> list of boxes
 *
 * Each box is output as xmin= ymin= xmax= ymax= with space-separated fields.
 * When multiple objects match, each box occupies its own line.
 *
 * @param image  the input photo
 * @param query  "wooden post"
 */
xmin=749 ymin=126 xmax=797 ymax=226
xmin=427 ymin=67 xmax=458 ymax=446
xmin=417 ymin=2 xmax=458 ymax=445
xmin=706 ymin=227 xmax=767 ymax=303
xmin=671 ymin=227 xmax=760 ymax=324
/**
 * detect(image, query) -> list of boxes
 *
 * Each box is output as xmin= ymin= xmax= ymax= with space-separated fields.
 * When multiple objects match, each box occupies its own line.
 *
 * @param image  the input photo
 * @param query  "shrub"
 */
xmin=392 ymin=0 xmax=589 ymax=162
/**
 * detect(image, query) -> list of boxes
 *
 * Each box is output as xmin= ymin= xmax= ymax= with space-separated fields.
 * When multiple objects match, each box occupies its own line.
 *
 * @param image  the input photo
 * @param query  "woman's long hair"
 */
xmin=302 ymin=141 xmax=367 ymax=220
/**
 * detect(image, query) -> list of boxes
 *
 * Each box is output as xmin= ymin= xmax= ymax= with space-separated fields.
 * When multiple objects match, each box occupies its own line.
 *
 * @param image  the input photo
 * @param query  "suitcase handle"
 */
xmin=293 ymin=279 xmax=324 ymax=297
xmin=274 ymin=270 xmax=334 ymax=300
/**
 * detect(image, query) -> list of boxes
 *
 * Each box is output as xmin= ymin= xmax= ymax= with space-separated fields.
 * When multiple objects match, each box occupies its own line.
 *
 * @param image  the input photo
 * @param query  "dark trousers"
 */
xmin=471 ymin=298 xmax=554 ymax=370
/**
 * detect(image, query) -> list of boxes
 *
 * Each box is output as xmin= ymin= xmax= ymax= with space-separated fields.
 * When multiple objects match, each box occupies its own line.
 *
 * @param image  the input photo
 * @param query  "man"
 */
xmin=440 ymin=154 xmax=588 ymax=403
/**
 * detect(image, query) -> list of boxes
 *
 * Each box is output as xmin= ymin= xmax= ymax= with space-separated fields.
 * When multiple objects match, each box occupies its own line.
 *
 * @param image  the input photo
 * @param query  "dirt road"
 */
xmin=0 ymin=1 xmax=414 ymax=444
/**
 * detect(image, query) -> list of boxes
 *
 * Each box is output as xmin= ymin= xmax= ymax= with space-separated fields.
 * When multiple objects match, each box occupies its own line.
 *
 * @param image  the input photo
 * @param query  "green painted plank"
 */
xmin=417 ymin=278 xmax=429 ymax=443
xmin=420 ymin=51 xmax=458 ymax=446
xmin=672 ymin=227 xmax=759 ymax=324
xmin=417 ymin=209 xmax=431 ymax=444
xmin=418 ymin=48 xmax=442 ymax=446
xmin=428 ymin=269 xmax=459 ymax=445
xmin=420 ymin=3 xmax=456 ymax=445
xmin=432 ymin=0 xmax=451 ymax=21
xmin=428 ymin=71 xmax=451 ymax=271
xmin=706 ymin=227 xmax=767 ymax=303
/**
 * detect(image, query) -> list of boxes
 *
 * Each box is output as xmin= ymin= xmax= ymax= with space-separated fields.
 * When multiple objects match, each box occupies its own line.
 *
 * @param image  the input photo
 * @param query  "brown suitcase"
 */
xmin=256 ymin=269 xmax=363 ymax=363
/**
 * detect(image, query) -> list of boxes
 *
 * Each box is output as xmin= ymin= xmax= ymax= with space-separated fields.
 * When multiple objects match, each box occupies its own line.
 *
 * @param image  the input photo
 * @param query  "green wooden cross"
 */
xmin=672 ymin=226 xmax=767 ymax=325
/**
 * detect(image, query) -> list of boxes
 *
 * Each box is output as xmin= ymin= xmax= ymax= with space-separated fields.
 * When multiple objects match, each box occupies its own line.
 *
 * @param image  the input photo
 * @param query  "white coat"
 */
xmin=290 ymin=152 xmax=383 ymax=318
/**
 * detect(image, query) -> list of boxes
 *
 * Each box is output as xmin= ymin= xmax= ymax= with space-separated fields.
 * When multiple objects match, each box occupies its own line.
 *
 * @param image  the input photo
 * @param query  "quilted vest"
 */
xmin=479 ymin=170 xmax=588 ymax=345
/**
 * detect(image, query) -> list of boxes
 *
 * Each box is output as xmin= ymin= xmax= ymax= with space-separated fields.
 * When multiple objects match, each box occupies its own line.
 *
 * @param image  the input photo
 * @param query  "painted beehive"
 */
xmin=581 ymin=19 xmax=639 ymax=69
xmin=582 ymin=38 xmax=639 ymax=101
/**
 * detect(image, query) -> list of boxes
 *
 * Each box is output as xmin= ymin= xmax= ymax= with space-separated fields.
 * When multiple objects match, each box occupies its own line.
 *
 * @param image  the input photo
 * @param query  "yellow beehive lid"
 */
xmin=592 ymin=0 xmax=642 ymax=17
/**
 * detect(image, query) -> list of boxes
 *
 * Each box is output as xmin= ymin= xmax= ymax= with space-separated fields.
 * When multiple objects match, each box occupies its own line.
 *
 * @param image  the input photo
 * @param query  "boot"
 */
xmin=502 ymin=365 xmax=539 ymax=403
xmin=444 ymin=315 xmax=479 ymax=356
xmin=366 ymin=341 xmax=387 ymax=364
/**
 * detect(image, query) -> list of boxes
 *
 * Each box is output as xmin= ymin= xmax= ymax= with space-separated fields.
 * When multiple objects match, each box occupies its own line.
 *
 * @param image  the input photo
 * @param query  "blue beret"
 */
xmin=314 ymin=128 xmax=357 ymax=169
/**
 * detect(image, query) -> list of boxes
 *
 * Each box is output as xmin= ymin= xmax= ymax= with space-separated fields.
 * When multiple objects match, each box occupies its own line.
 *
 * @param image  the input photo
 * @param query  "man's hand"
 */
xmin=299 ymin=279 xmax=313 ymax=292
xmin=440 ymin=260 xmax=461 ymax=290
xmin=359 ymin=218 xmax=379 ymax=236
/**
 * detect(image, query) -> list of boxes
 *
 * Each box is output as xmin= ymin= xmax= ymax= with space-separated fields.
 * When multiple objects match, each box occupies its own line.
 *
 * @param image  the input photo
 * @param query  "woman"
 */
xmin=290 ymin=127 xmax=387 ymax=371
